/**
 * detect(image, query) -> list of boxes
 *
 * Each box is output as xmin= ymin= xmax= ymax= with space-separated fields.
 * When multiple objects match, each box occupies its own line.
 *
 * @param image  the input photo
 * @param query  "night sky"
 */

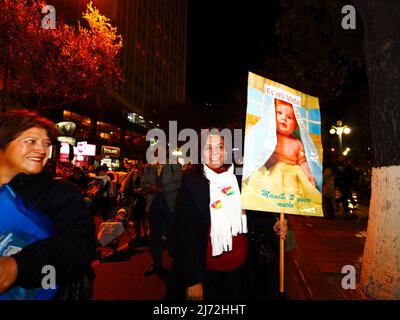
xmin=186 ymin=1 xmax=279 ymax=106
xmin=186 ymin=1 xmax=370 ymax=161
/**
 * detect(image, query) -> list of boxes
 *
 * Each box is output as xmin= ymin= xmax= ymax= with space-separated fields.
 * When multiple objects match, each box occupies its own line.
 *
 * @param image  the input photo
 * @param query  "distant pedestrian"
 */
xmin=68 ymin=166 xmax=88 ymax=195
xmin=142 ymin=145 xmax=181 ymax=278
xmin=335 ymin=157 xmax=356 ymax=216
xmin=130 ymin=166 xmax=147 ymax=243
xmin=88 ymin=165 xmax=111 ymax=221
xmin=322 ymin=167 xmax=336 ymax=219
xmin=107 ymin=172 xmax=118 ymax=215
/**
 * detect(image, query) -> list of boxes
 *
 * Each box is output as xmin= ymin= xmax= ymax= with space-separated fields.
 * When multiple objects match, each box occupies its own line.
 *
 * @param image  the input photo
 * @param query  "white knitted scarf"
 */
xmin=203 ymin=164 xmax=247 ymax=257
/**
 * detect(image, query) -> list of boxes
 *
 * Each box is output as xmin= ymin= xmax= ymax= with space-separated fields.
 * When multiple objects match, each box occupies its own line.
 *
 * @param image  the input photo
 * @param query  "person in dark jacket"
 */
xmin=167 ymin=129 xmax=287 ymax=300
xmin=0 ymin=109 xmax=96 ymax=299
xmin=142 ymin=146 xmax=181 ymax=277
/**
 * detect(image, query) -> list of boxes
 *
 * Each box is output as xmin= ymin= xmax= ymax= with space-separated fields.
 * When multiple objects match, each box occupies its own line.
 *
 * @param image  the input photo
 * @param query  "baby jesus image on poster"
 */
xmin=265 ymin=99 xmax=316 ymax=184
xmin=241 ymin=73 xmax=323 ymax=216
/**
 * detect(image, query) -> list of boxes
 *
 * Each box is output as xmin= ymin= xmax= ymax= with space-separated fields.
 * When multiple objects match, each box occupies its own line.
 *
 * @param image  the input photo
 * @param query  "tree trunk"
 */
xmin=361 ymin=167 xmax=400 ymax=299
xmin=354 ymin=0 xmax=400 ymax=299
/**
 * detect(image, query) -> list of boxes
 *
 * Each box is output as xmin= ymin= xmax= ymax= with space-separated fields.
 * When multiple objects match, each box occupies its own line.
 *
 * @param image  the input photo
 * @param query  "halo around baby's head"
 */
xmin=274 ymin=99 xmax=298 ymax=136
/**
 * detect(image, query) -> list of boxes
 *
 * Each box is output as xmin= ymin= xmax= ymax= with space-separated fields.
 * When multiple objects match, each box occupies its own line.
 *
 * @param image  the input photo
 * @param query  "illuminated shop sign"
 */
xmin=60 ymin=141 xmax=96 ymax=156
xmin=56 ymin=121 xmax=77 ymax=136
xmin=77 ymin=141 xmax=96 ymax=156
xmin=57 ymin=136 xmax=76 ymax=145
xmin=101 ymin=145 xmax=120 ymax=157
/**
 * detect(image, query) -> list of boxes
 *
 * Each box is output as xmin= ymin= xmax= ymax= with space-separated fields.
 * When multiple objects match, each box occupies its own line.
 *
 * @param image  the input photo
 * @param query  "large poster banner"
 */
xmin=241 ymin=72 xmax=323 ymax=217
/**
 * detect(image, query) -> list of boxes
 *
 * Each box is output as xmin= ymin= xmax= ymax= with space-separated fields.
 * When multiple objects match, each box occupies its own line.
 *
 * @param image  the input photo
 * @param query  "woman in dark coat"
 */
xmin=0 ymin=109 xmax=96 ymax=299
xmin=167 ymin=129 xmax=287 ymax=300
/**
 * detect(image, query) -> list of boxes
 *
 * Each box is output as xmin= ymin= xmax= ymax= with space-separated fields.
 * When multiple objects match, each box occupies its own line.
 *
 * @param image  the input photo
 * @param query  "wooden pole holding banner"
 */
xmin=279 ymin=212 xmax=285 ymax=293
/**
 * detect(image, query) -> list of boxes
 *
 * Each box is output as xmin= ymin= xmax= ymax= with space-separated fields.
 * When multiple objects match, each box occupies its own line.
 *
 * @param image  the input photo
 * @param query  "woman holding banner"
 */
xmin=167 ymin=129 xmax=287 ymax=300
xmin=0 ymin=109 xmax=96 ymax=299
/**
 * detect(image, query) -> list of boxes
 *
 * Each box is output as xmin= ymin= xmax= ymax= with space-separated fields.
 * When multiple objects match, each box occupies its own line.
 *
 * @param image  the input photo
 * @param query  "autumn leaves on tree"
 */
xmin=0 ymin=0 xmax=123 ymax=110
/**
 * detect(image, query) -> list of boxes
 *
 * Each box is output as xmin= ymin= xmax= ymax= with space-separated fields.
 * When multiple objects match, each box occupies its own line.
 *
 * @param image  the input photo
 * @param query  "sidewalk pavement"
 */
xmin=91 ymin=201 xmax=374 ymax=300
xmin=92 ymin=217 xmax=171 ymax=300
xmin=285 ymin=204 xmax=373 ymax=300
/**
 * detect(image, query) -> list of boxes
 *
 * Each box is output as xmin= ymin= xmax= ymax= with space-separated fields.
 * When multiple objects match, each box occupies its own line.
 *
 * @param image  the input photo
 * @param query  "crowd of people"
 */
xmin=1 ymin=109 xmax=372 ymax=300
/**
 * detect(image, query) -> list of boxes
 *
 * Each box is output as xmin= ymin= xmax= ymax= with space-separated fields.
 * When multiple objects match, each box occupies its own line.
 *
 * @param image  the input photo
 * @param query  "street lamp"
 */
xmin=343 ymin=147 xmax=351 ymax=156
xmin=330 ymin=120 xmax=350 ymax=155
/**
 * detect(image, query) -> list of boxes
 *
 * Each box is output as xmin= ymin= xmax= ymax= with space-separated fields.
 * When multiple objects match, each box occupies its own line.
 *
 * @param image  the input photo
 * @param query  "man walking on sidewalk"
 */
xmin=142 ymin=146 xmax=181 ymax=277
